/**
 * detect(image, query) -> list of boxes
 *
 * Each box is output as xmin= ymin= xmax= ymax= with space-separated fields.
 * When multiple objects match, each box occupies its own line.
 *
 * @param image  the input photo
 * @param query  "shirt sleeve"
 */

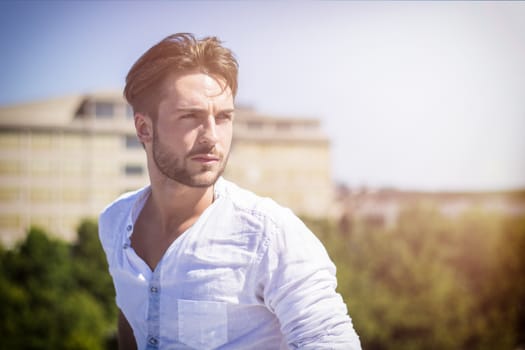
xmin=259 ymin=210 xmax=361 ymax=350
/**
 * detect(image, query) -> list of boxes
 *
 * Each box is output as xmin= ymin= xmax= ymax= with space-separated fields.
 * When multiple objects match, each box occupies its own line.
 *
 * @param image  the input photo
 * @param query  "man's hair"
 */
xmin=124 ymin=33 xmax=239 ymax=117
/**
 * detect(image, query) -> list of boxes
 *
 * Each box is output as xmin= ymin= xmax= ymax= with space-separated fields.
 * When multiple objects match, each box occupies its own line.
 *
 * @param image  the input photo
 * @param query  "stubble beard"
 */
xmin=152 ymin=130 xmax=229 ymax=188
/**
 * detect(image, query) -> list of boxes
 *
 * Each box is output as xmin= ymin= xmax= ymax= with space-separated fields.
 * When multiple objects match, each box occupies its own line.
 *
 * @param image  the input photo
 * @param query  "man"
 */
xmin=99 ymin=33 xmax=361 ymax=350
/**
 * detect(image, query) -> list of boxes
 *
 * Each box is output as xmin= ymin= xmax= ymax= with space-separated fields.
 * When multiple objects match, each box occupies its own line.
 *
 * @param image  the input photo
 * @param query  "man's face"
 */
xmin=150 ymin=72 xmax=234 ymax=187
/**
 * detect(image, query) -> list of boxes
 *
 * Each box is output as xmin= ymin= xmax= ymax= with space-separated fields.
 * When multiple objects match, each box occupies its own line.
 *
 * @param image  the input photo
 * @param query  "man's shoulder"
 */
xmin=99 ymin=186 xmax=149 ymax=220
xmin=218 ymin=178 xmax=326 ymax=260
xmin=217 ymin=178 xmax=297 ymax=226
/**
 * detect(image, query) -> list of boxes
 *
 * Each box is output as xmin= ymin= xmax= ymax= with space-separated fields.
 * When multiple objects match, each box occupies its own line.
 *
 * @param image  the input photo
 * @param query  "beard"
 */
xmin=151 ymin=128 xmax=229 ymax=188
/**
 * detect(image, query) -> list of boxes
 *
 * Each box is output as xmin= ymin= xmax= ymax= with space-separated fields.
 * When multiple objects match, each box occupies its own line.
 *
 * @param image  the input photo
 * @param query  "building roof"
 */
xmin=0 ymin=90 xmax=125 ymax=126
xmin=0 ymin=90 xmax=330 ymax=143
xmin=0 ymin=94 xmax=84 ymax=127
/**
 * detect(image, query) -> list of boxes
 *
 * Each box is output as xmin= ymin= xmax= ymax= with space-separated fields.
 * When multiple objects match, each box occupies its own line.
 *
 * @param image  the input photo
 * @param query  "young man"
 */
xmin=99 ymin=33 xmax=361 ymax=350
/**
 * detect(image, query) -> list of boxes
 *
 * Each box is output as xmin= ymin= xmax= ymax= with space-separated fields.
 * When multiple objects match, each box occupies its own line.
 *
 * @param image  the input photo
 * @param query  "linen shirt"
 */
xmin=99 ymin=177 xmax=361 ymax=350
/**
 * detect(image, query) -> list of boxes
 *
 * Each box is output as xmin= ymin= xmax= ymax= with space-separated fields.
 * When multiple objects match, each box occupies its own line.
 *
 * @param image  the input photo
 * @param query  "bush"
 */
xmin=0 ymin=221 xmax=117 ymax=349
xmin=305 ymin=204 xmax=525 ymax=350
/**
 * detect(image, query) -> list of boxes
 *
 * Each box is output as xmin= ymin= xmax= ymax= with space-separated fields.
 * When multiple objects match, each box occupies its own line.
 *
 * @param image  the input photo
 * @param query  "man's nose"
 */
xmin=199 ymin=116 xmax=219 ymax=145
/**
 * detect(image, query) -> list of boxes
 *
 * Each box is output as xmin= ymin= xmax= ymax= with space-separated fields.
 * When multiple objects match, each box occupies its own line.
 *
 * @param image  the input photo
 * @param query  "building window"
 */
xmin=0 ymin=132 xmax=21 ymax=148
xmin=0 ymin=160 xmax=23 ymax=175
xmin=30 ymin=188 xmax=53 ymax=202
xmin=95 ymin=102 xmax=114 ymax=118
xmin=62 ymin=189 xmax=89 ymax=202
xmin=31 ymin=160 xmax=56 ymax=176
xmin=124 ymin=164 xmax=144 ymax=176
xmin=31 ymin=134 xmax=53 ymax=149
xmin=247 ymin=121 xmax=263 ymax=129
xmin=0 ymin=214 xmax=21 ymax=229
xmin=125 ymin=135 xmax=142 ymax=149
xmin=276 ymin=122 xmax=291 ymax=131
xmin=0 ymin=188 xmax=20 ymax=201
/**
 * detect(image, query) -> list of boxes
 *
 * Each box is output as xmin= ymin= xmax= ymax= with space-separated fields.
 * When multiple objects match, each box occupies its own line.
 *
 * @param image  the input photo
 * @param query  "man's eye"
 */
xmin=217 ymin=113 xmax=233 ymax=121
xmin=180 ymin=113 xmax=196 ymax=119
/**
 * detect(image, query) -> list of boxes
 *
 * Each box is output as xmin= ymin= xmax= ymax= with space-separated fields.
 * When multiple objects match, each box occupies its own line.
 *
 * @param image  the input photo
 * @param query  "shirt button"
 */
xmin=150 ymin=286 xmax=158 ymax=293
xmin=148 ymin=337 xmax=158 ymax=345
xmin=126 ymin=224 xmax=133 ymax=231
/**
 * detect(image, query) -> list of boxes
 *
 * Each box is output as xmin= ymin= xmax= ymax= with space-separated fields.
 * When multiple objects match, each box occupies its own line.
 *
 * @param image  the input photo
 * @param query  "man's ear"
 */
xmin=135 ymin=113 xmax=153 ymax=144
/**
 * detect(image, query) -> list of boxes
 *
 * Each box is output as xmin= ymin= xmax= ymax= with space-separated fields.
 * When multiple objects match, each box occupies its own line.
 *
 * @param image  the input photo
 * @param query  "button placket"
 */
xmin=123 ymin=224 xmax=133 ymax=250
xmin=146 ymin=269 xmax=161 ymax=349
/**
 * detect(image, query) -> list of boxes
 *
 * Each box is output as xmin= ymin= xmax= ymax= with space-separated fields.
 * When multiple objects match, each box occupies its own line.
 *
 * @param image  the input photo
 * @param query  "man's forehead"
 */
xmin=165 ymin=71 xmax=227 ymax=90
xmin=167 ymin=73 xmax=231 ymax=97
xmin=171 ymin=89 xmax=233 ymax=108
xmin=158 ymin=75 xmax=233 ymax=111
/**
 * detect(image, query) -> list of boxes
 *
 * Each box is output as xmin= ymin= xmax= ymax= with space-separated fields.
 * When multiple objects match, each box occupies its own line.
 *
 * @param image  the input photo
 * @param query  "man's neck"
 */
xmin=130 ymin=178 xmax=215 ymax=271
xmin=148 ymin=178 xmax=215 ymax=236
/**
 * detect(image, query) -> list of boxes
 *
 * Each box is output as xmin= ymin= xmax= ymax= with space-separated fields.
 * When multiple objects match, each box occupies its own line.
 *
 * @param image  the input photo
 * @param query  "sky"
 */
xmin=0 ymin=1 xmax=524 ymax=191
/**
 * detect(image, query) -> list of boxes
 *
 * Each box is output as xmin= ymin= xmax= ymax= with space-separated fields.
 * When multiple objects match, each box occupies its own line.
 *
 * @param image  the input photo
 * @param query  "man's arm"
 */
xmin=118 ymin=309 xmax=137 ymax=350
xmin=261 ymin=213 xmax=362 ymax=349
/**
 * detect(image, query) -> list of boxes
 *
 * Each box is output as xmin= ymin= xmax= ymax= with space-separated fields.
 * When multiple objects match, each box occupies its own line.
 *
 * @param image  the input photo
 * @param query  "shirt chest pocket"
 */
xmin=178 ymin=299 xmax=228 ymax=350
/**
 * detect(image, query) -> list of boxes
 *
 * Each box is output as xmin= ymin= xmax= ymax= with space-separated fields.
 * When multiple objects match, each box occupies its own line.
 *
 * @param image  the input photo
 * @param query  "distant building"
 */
xmin=336 ymin=185 xmax=525 ymax=234
xmin=0 ymin=91 xmax=334 ymax=246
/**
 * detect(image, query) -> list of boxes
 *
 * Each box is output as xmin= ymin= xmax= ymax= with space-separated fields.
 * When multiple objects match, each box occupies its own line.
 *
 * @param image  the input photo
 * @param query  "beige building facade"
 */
xmin=0 ymin=92 xmax=333 ymax=245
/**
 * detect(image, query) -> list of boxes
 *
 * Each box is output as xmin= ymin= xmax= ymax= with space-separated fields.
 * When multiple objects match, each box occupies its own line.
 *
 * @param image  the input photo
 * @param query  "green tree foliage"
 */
xmin=72 ymin=220 xmax=118 ymax=325
xmin=0 ymin=221 xmax=117 ymax=350
xmin=305 ymin=203 xmax=525 ymax=350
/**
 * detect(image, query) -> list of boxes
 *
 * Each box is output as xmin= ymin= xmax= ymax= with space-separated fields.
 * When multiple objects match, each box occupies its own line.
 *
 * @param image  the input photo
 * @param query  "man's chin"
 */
xmin=182 ymin=171 xmax=222 ymax=188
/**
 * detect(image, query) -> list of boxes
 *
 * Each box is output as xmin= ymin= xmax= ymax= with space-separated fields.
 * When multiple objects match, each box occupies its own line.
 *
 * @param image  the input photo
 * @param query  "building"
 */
xmin=336 ymin=184 xmax=525 ymax=234
xmin=227 ymin=107 xmax=333 ymax=219
xmin=0 ymin=91 xmax=334 ymax=246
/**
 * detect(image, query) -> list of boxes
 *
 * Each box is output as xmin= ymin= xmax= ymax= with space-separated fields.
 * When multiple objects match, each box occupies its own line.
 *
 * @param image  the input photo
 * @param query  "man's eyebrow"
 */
xmin=217 ymin=109 xmax=235 ymax=114
xmin=175 ymin=107 xmax=235 ymax=113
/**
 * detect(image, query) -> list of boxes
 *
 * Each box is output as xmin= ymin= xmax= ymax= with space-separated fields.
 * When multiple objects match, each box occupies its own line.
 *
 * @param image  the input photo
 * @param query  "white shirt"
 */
xmin=99 ymin=177 xmax=361 ymax=350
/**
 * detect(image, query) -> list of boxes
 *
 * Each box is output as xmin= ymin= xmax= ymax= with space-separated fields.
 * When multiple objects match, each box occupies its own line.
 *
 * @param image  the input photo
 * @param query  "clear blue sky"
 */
xmin=1 ymin=1 xmax=524 ymax=191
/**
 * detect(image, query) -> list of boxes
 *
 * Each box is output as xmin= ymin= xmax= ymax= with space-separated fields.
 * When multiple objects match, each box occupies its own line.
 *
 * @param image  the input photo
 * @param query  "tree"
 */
xmin=72 ymin=219 xmax=117 ymax=325
xmin=0 ymin=222 xmax=117 ymax=349
xmin=308 ymin=203 xmax=525 ymax=350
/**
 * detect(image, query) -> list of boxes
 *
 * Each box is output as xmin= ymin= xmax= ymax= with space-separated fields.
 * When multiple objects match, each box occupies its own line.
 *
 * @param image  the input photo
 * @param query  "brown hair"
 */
xmin=124 ymin=33 xmax=239 ymax=116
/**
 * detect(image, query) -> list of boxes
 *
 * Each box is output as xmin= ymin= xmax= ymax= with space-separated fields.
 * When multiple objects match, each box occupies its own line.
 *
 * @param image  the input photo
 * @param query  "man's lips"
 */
xmin=190 ymin=154 xmax=220 ymax=163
